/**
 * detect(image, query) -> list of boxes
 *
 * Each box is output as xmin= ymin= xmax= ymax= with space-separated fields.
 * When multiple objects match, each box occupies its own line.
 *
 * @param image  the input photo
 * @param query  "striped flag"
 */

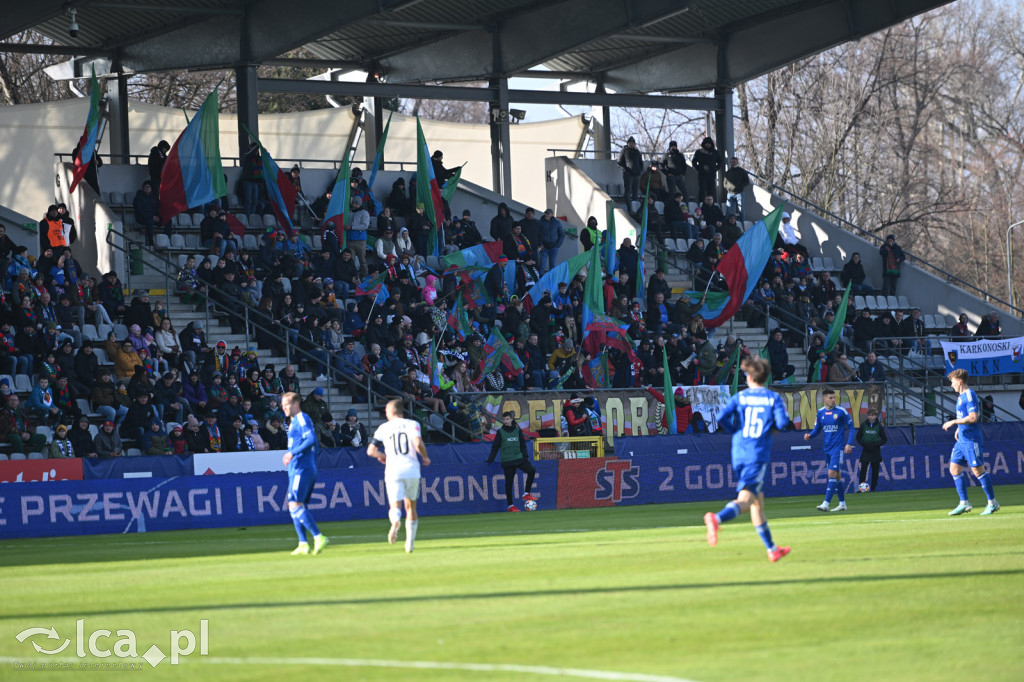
xmin=69 ymin=66 xmax=103 ymax=194
xmin=824 ymin=282 xmax=852 ymax=353
xmin=322 ymin=148 xmax=352 ymax=248
xmin=636 ymin=176 xmax=651 ymax=300
xmin=663 ymin=350 xmax=677 ymax=434
xmin=415 ymin=117 xmax=445 ymax=257
xmin=159 ymin=90 xmax=227 ymax=223
xmin=241 ymin=124 xmax=296 ymax=235
xmin=366 ymin=110 xmax=392 ymax=214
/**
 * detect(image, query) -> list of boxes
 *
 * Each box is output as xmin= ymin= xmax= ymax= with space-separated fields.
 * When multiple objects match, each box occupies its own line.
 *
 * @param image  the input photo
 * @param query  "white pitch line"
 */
xmin=197 ymin=656 xmax=702 ymax=682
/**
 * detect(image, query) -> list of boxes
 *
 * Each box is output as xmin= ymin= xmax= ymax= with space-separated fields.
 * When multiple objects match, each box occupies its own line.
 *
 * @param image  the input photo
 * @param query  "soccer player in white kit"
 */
xmin=367 ymin=399 xmax=431 ymax=553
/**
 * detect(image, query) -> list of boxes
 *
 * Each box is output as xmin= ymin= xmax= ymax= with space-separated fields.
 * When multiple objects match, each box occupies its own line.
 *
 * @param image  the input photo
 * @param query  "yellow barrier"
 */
xmin=533 ymin=436 xmax=604 ymax=460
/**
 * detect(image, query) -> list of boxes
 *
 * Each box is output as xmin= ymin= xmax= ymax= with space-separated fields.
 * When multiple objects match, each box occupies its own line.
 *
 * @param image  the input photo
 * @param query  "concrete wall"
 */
xmin=545 ymin=156 xmax=637 ymax=258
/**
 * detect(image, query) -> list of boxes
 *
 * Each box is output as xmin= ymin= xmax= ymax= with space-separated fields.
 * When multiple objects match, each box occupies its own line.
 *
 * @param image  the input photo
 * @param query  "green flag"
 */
xmin=725 ymin=345 xmax=742 ymax=395
xmin=582 ymin=241 xmax=604 ymax=330
xmin=605 ymin=200 xmax=618 ymax=276
xmin=442 ymin=164 xmax=465 ymax=202
xmin=758 ymin=345 xmax=773 ymax=386
xmin=824 ymin=282 xmax=852 ymax=353
xmin=636 ymin=175 xmax=651 ymax=301
xmin=663 ymin=349 xmax=677 ymax=434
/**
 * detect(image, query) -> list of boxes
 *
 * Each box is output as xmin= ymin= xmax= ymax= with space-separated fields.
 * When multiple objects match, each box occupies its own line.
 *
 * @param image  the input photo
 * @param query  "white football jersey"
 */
xmin=372 ymin=418 xmax=423 ymax=479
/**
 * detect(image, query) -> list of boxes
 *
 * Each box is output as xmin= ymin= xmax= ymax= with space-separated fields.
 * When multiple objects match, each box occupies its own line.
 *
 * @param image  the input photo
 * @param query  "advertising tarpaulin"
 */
xmin=940 ymin=336 xmax=1024 ymax=376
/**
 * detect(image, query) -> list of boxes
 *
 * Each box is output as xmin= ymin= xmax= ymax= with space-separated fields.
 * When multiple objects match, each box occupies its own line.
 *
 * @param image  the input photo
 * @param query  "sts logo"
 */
xmin=594 ymin=460 xmax=640 ymax=503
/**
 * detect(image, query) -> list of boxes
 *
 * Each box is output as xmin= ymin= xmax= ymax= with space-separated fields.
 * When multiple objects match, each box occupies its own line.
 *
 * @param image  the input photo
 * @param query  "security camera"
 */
xmin=68 ymin=9 xmax=79 ymax=38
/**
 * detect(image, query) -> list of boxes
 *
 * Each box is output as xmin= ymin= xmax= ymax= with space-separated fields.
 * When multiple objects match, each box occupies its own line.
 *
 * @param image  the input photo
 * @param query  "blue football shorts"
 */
xmin=287 ymin=469 xmax=316 ymax=506
xmin=734 ymin=461 xmax=768 ymax=495
xmin=950 ymin=440 xmax=983 ymax=468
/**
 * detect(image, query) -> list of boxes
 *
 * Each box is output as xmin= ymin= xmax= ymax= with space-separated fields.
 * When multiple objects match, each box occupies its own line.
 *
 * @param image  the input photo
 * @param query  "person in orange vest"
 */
xmin=39 ymin=205 xmax=73 ymax=251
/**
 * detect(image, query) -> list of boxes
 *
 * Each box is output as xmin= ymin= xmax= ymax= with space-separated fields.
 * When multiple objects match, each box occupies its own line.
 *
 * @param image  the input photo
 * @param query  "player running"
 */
xmin=368 ymin=399 xmax=431 ymax=553
xmin=943 ymin=369 xmax=999 ymax=516
xmin=282 ymin=391 xmax=328 ymax=556
xmin=704 ymin=357 xmax=792 ymax=563
xmin=805 ymin=388 xmax=855 ymax=512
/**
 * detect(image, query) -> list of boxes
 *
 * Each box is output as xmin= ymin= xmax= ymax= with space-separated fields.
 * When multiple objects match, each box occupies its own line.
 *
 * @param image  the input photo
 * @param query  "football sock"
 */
xmin=835 ymin=478 xmax=846 ymax=503
xmin=755 ymin=523 xmax=775 ymax=551
xmin=405 ymin=519 xmax=418 ymax=544
xmin=824 ymin=479 xmax=837 ymax=504
xmin=716 ymin=501 xmax=741 ymax=524
xmin=953 ymin=473 xmax=968 ymax=502
xmin=389 ymin=507 xmax=402 ymax=525
xmin=290 ymin=508 xmax=307 ymax=543
xmin=977 ymin=472 xmax=995 ymax=501
xmin=296 ymin=507 xmax=320 ymax=537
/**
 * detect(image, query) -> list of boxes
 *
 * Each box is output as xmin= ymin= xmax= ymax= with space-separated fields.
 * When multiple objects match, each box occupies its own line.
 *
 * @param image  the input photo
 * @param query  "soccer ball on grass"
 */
xmin=858 ymin=482 xmax=870 ymax=493
xmin=524 ymin=499 xmax=538 ymax=511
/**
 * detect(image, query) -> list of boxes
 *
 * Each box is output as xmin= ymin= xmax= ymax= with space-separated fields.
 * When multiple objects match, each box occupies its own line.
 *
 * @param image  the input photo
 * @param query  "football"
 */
xmin=524 ymin=499 xmax=538 ymax=511
xmin=858 ymin=482 xmax=870 ymax=493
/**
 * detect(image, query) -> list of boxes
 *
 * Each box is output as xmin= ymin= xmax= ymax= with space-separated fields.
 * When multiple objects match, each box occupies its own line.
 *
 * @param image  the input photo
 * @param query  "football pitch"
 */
xmin=1 ymin=486 xmax=1022 ymax=682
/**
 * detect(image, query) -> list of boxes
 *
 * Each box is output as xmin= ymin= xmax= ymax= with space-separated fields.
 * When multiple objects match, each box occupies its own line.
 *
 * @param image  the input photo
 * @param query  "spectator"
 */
xmin=199 ymin=411 xmax=224 ymax=452
xmin=260 ymin=414 xmax=288 ymax=450
xmin=302 ymin=387 xmax=336 ymax=447
xmin=974 ymin=311 xmax=1001 ymax=339
xmin=69 ymin=415 xmax=97 ymax=458
xmin=662 ymin=140 xmax=688 ymax=201
xmin=121 ymin=392 xmax=159 ymax=441
xmin=140 ymin=419 xmax=171 ymax=455
xmin=580 ymin=216 xmax=600 ymax=252
xmin=950 ymin=313 xmax=971 ymax=341
xmin=337 ymin=409 xmax=368 ymax=447
xmin=840 ymin=252 xmax=871 ymax=294
xmin=852 ymin=309 xmax=876 ymax=353
xmin=0 ymin=394 xmax=47 ymax=453
xmin=148 ymin=139 xmax=170 ymax=190
xmin=879 ymin=234 xmax=906 ymax=297
xmin=617 ymin=136 xmax=643 ymax=208
xmin=828 ymin=352 xmax=857 ymax=383
xmin=347 ymin=197 xmax=370 ymax=279
xmin=93 ymin=420 xmax=123 ymax=457
xmin=697 ymin=195 xmax=725 ymax=236
xmin=765 ymin=330 xmax=794 ymax=382
xmin=240 ymin=144 xmax=264 ymax=216
xmin=639 ymin=161 xmax=668 ymax=202
xmin=691 ymin=137 xmax=723 ymax=202
xmin=857 ymin=352 xmax=886 ymax=382
xmin=133 ymin=180 xmax=161 ymax=246
xmin=723 ymin=157 xmax=750 ymax=220
xmin=98 ymin=270 xmax=127 ymax=320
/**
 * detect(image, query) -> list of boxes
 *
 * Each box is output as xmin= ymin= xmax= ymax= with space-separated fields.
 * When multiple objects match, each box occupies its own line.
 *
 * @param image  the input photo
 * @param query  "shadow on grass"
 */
xmin=4 ymin=567 xmax=1022 ymax=621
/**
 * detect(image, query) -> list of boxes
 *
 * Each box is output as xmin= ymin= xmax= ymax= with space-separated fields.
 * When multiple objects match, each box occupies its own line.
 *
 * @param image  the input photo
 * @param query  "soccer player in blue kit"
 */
xmin=805 ymin=388 xmax=855 ymax=512
xmin=704 ymin=357 xmax=792 ymax=563
xmin=282 ymin=391 xmax=329 ymax=555
xmin=942 ymin=369 xmax=999 ymax=516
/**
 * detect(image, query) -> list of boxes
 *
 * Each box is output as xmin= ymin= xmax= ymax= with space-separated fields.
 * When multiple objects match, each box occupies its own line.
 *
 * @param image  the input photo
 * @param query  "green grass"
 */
xmin=2 ymin=486 xmax=1023 ymax=682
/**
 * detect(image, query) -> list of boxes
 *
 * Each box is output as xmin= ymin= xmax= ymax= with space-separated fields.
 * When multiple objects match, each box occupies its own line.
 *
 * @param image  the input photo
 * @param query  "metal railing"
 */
xmin=749 ymin=171 xmax=1024 ymax=319
xmin=104 ymin=226 xmax=475 ymax=443
xmin=55 ymin=152 xmax=418 ymax=173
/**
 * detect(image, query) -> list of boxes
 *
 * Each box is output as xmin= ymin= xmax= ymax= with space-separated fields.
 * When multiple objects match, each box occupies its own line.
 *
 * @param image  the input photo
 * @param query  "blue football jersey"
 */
xmin=807 ymin=406 xmax=855 ymax=453
xmin=287 ymin=412 xmax=319 ymax=474
xmin=717 ymin=387 xmax=791 ymax=466
xmin=956 ymin=389 xmax=983 ymax=444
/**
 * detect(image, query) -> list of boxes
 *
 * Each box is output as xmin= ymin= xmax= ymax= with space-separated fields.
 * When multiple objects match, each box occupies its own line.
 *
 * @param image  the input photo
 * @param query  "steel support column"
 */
xmin=106 ymin=68 xmax=131 ymax=164
xmin=236 ymin=64 xmax=259 ymax=160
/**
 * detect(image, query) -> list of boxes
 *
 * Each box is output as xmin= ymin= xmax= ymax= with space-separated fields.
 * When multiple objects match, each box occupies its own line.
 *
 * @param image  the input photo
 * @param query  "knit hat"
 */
xmin=313 ymin=387 xmax=325 ymax=396
xmin=346 ymin=409 xmax=358 ymax=419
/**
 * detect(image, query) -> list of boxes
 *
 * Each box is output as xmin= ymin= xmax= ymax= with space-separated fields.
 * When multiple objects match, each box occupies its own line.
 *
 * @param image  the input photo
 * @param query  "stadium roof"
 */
xmin=3 ymin=0 xmax=953 ymax=94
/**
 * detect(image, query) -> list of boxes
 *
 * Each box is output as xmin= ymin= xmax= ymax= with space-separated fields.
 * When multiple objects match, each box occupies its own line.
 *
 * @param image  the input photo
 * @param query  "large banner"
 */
xmin=768 ymin=382 xmax=887 ymax=429
xmin=466 ymin=387 xmax=731 ymax=443
xmin=941 ymin=336 xmax=1024 ymax=376
xmin=3 ymin=439 xmax=1021 ymax=539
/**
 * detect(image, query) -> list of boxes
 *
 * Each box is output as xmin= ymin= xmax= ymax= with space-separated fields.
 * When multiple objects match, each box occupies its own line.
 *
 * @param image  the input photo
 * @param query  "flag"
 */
xmin=322 ymin=148 xmax=352 ymax=248
xmin=481 ymin=330 xmax=524 ymax=376
xmin=69 ymin=67 xmax=102 ymax=194
xmin=636 ymin=176 xmax=651 ymax=301
xmin=446 ymin=299 xmax=473 ymax=342
xmin=726 ymin=345 xmax=742 ymax=395
xmin=694 ymin=204 xmax=785 ymax=328
xmin=824 ymin=282 xmax=852 ymax=353
xmin=159 ymin=90 xmax=227 ymax=223
xmin=374 ymin=283 xmax=390 ymax=306
xmin=442 ymin=164 xmax=465 ymax=202
xmin=584 ymin=313 xmax=630 ymax=336
xmin=524 ymin=249 xmax=591 ymax=307
xmin=224 ymin=211 xmax=247 ymax=238
xmin=758 ymin=345 xmax=773 ymax=386
xmin=241 ymin=124 xmax=296 ymax=235
xmin=355 ymin=271 xmax=387 ymax=297
xmin=581 ymin=244 xmax=604 ymax=333
xmin=415 ymin=118 xmax=445 ymax=258
xmin=604 ymin=200 xmax=618 ymax=277
xmin=366 ymin=110 xmax=392 ymax=214
xmin=663 ymin=350 xmax=677 ymax=435
xmin=441 ymin=241 xmax=505 ymax=270
xmin=429 ymin=338 xmax=441 ymax=395
xmin=582 ymin=352 xmax=609 ymax=389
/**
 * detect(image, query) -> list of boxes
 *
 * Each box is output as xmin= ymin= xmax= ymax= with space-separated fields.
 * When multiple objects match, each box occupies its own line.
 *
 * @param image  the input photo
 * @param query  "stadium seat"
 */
xmin=897 ymin=295 xmax=911 ymax=309
xmin=0 ymin=453 xmax=8 ymax=461
xmin=311 ymin=235 xmax=322 ymax=250
xmin=629 ymin=201 xmax=641 ymax=215
xmin=945 ymin=314 xmax=959 ymax=327
xmin=886 ymin=295 xmax=899 ymax=310
xmin=178 ymin=254 xmax=189 ymax=269
xmin=107 ymin=191 xmax=123 ymax=206
xmin=29 ymin=452 xmax=46 ymax=461
xmin=176 ymin=214 xmax=191 ymax=227
xmin=10 ymin=452 xmax=26 ymax=460
xmin=922 ymin=314 xmax=938 ymax=330
xmin=97 ymin=324 xmax=113 ymax=340
xmin=810 ymin=257 xmax=825 ymax=272
xmin=92 ymin=347 xmax=110 ymax=365
xmin=822 ymin=257 xmax=837 ymax=271
xmin=227 ymin=194 xmax=240 ymax=209
xmin=113 ymin=324 xmax=129 ymax=339
xmin=688 ymin=202 xmax=698 ymax=213
xmin=154 ymin=234 xmax=171 ymax=250
xmin=88 ymin=425 xmax=99 ymax=439
xmin=34 ymin=426 xmax=52 ymax=442
xmin=242 ymin=234 xmax=259 ymax=251
xmin=184 ymin=234 xmax=201 ymax=249
xmin=126 ymin=448 xmax=143 ymax=458
xmin=0 ymin=374 xmax=12 ymax=391
xmin=864 ymin=295 xmax=879 ymax=310
xmin=675 ymin=238 xmax=689 ymax=252
xmin=262 ymin=214 xmax=278 ymax=228
xmin=81 ymin=324 xmax=100 ymax=342
xmin=654 ymin=201 xmax=665 ymax=214
xmin=14 ymin=374 xmax=33 ymax=393
xmin=207 ymin=255 xmax=219 ymax=267
xmin=77 ymin=399 xmax=100 ymax=419
xmin=170 ymin=234 xmax=186 ymax=249
xmin=854 ymin=296 xmax=867 ymax=311
xmin=248 ymin=214 xmax=262 ymax=227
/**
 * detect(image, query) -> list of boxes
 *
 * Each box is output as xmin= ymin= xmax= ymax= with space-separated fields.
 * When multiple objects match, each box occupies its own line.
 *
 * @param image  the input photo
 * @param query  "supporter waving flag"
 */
xmin=69 ymin=66 xmax=103 ymax=194
xmin=824 ymin=282 xmax=852 ymax=353
xmin=693 ymin=204 xmax=785 ymax=328
xmin=636 ymin=176 xmax=651 ymax=300
xmin=415 ymin=118 xmax=445 ymax=258
xmin=241 ymin=124 xmax=296 ymax=235
xmin=481 ymin=330 xmax=524 ymax=377
xmin=355 ymin=271 xmax=387 ymax=297
xmin=158 ymin=90 xmax=226 ymax=223
xmin=366 ymin=111 xmax=391 ymax=214
xmin=523 ymin=249 xmax=591 ymax=308
xmin=441 ymin=241 xmax=505 ymax=270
